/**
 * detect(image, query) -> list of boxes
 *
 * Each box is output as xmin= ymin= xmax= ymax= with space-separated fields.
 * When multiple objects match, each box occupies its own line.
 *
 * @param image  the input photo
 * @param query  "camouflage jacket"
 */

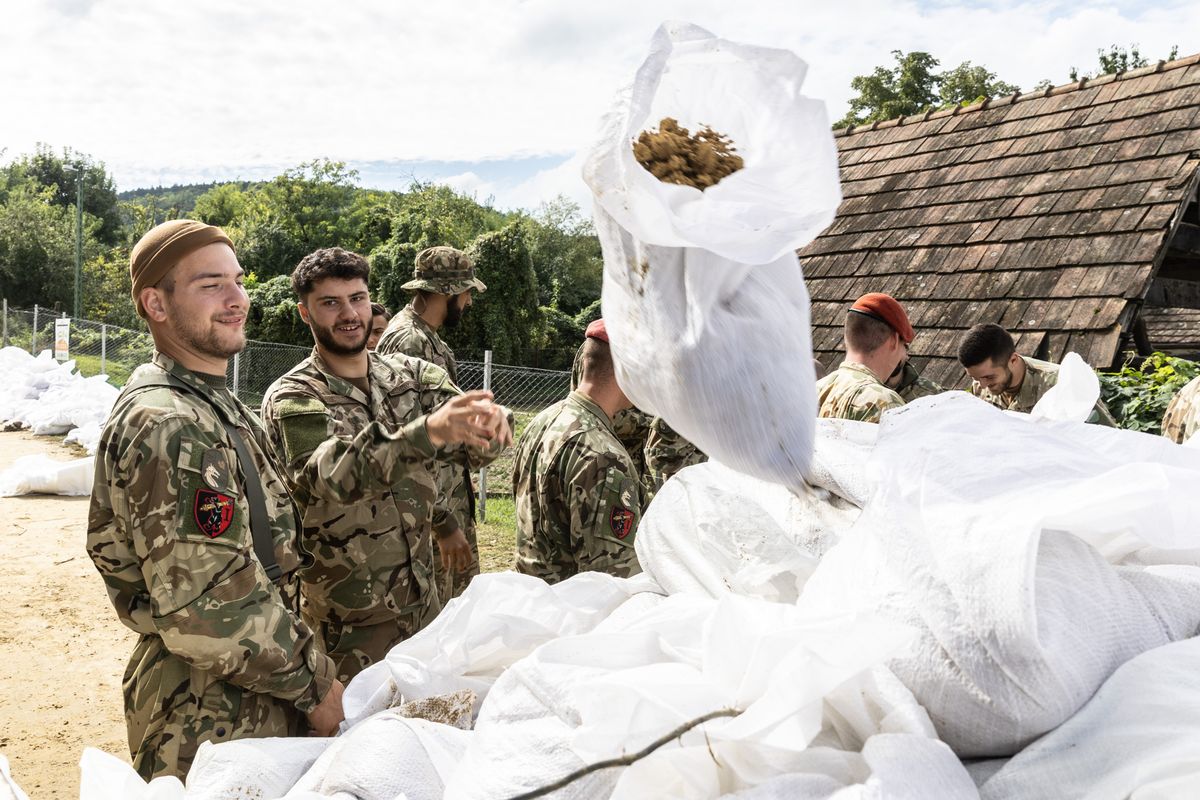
xmin=644 ymin=417 xmax=707 ymax=498
xmin=259 ymin=350 xmax=505 ymax=628
xmin=816 ymin=361 xmax=906 ymax=423
xmin=894 ymin=361 xmax=944 ymax=402
xmin=970 ymin=355 xmax=1117 ymax=426
xmin=570 ymin=341 xmax=652 ymax=481
xmin=87 ymin=352 xmax=335 ymax=712
xmin=512 ymin=391 xmax=642 ymax=583
xmin=376 ymin=304 xmax=459 ymax=383
xmin=1162 ymin=374 xmax=1200 ymax=444
xmin=375 ymin=304 xmax=473 ymax=536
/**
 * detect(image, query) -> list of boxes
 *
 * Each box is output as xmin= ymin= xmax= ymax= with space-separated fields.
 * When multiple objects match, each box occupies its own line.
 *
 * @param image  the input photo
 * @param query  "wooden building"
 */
xmin=800 ymin=53 xmax=1200 ymax=386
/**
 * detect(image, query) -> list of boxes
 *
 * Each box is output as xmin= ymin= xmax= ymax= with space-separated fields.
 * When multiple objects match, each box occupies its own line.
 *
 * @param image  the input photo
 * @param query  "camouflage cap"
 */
xmin=401 ymin=246 xmax=487 ymax=295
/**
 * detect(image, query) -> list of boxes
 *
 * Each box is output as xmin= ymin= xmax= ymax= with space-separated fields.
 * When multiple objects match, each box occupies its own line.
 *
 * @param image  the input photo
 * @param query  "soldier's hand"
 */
xmin=439 ymin=528 xmax=473 ymax=573
xmin=427 ymin=391 xmax=501 ymax=449
xmin=306 ymin=678 xmax=346 ymax=737
xmin=484 ymin=404 xmax=514 ymax=448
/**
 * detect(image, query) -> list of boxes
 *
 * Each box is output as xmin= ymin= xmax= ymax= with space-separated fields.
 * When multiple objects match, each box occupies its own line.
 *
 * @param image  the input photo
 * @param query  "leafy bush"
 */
xmin=1099 ymin=352 xmax=1200 ymax=434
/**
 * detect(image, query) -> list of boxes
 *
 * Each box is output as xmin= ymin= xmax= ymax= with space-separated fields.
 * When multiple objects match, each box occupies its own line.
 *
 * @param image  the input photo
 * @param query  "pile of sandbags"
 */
xmin=0 ymin=347 xmax=120 ymax=497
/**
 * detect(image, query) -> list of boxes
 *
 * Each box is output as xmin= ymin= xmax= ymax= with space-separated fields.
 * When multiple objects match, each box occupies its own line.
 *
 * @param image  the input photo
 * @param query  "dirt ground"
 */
xmin=0 ymin=431 xmax=134 ymax=799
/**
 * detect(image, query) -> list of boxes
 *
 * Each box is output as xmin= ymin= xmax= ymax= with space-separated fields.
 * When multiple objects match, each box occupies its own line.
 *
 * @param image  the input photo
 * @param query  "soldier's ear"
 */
xmin=296 ymin=301 xmax=311 ymax=324
xmin=142 ymin=288 xmax=168 ymax=322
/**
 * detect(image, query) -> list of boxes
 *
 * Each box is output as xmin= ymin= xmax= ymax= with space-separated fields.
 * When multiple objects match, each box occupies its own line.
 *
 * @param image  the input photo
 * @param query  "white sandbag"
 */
xmin=79 ymin=748 xmax=184 ymax=800
xmin=635 ymin=461 xmax=857 ymax=602
xmin=0 ymin=454 xmax=94 ymax=497
xmin=981 ymin=637 xmax=1200 ymax=799
xmin=584 ymin=22 xmax=841 ymax=491
xmin=1029 ymin=352 xmax=1100 ymax=423
xmin=64 ymin=421 xmax=103 ymax=455
xmin=342 ymin=571 xmax=647 ymax=727
xmin=0 ymin=754 xmax=30 ymax=800
xmin=445 ymin=592 xmax=914 ymax=800
xmin=186 ymin=737 xmax=330 ymax=799
xmin=798 ymin=392 xmax=1200 ymax=758
xmin=287 ymin=714 xmax=468 ymax=800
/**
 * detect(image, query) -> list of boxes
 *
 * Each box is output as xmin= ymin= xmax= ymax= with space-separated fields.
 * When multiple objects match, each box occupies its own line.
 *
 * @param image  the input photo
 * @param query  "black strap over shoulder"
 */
xmin=123 ymin=371 xmax=283 ymax=583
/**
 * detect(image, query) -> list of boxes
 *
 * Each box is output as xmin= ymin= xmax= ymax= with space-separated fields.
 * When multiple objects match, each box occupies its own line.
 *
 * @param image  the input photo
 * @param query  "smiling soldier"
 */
xmin=260 ymin=247 xmax=511 ymax=682
xmin=87 ymin=220 xmax=344 ymax=781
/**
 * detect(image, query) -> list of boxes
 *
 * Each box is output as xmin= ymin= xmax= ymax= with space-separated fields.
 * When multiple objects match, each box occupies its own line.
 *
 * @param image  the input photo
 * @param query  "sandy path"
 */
xmin=0 ymin=431 xmax=134 ymax=799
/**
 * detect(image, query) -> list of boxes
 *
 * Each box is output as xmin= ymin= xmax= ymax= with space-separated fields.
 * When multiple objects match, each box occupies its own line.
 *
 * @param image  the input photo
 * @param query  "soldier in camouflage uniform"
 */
xmin=1161 ymin=375 xmax=1200 ymax=444
xmin=644 ymin=417 xmax=707 ymax=500
xmin=816 ymin=293 xmax=912 ymax=423
xmin=570 ymin=340 xmax=653 ymax=488
xmin=88 ymin=220 xmax=342 ymax=781
xmin=376 ymin=246 xmax=487 ymax=600
xmin=260 ymin=248 xmax=511 ymax=682
xmin=890 ymin=360 xmax=944 ymax=402
xmin=513 ymin=320 xmax=641 ymax=582
xmin=958 ymin=323 xmax=1117 ymax=426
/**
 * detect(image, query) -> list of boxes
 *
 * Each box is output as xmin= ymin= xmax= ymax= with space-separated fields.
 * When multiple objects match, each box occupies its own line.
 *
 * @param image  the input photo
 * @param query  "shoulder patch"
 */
xmin=275 ymin=396 xmax=326 ymax=418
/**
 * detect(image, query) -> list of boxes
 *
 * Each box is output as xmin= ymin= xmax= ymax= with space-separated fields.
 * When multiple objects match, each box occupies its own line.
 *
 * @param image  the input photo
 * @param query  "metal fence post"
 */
xmin=32 ymin=304 xmax=39 ymax=353
xmin=100 ymin=323 xmax=107 ymax=376
xmin=232 ymin=351 xmax=241 ymax=398
xmin=2 ymin=298 xmax=7 ymax=348
xmin=479 ymin=350 xmax=493 ymax=522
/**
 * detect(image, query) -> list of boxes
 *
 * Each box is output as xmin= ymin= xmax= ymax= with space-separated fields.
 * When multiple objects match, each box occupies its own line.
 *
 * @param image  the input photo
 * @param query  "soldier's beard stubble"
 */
xmin=169 ymin=304 xmax=246 ymax=361
xmin=313 ymin=317 xmax=370 ymax=356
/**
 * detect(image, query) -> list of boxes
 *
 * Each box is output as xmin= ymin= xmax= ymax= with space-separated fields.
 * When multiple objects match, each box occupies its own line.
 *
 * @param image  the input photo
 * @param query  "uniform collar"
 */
xmin=403 ymin=304 xmax=447 ymax=349
xmin=308 ymin=348 xmax=387 ymax=408
xmin=566 ymin=390 xmax=615 ymax=435
xmin=152 ymin=350 xmax=244 ymax=420
xmin=837 ymin=360 xmax=888 ymax=386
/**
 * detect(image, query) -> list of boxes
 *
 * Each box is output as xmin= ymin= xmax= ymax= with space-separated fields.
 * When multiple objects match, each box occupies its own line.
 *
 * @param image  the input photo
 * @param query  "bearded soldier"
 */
xmin=87 ymin=220 xmax=343 ymax=780
xmin=260 ymin=248 xmax=511 ymax=681
xmin=375 ymin=246 xmax=485 ymax=600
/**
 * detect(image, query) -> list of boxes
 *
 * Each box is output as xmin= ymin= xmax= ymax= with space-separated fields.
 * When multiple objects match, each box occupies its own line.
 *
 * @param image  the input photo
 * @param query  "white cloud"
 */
xmin=2 ymin=0 xmax=1194 ymax=209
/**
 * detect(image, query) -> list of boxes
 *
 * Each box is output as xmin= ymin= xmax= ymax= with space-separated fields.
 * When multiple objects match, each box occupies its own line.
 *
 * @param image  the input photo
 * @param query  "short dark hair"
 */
xmin=370 ymin=302 xmax=389 ymax=318
xmin=958 ymin=323 xmax=1015 ymax=368
xmin=291 ymin=247 xmax=370 ymax=299
xmin=580 ymin=337 xmax=614 ymax=383
xmin=844 ymin=310 xmax=895 ymax=353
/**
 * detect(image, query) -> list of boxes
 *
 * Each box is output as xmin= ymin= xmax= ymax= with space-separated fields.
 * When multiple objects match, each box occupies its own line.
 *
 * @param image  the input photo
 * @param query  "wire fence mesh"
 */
xmin=1 ymin=301 xmax=569 ymax=500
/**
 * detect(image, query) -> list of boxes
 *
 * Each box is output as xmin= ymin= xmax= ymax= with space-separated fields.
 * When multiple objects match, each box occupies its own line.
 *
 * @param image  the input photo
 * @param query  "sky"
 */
xmin=1 ymin=0 xmax=1194 ymax=211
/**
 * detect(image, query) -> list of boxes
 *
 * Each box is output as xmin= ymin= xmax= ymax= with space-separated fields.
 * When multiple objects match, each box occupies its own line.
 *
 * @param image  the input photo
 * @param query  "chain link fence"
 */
xmin=2 ymin=300 xmax=570 ymax=502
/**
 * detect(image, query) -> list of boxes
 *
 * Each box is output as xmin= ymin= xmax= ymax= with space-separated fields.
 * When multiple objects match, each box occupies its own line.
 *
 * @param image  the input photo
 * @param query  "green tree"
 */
xmin=245 ymin=274 xmax=309 ymax=345
xmin=0 ymin=180 xmax=102 ymax=310
xmin=1070 ymin=44 xmax=1180 ymax=81
xmin=3 ymin=145 xmax=123 ymax=245
xmin=837 ymin=51 xmax=1021 ymax=128
xmin=524 ymin=197 xmax=603 ymax=316
xmin=442 ymin=220 xmax=542 ymax=365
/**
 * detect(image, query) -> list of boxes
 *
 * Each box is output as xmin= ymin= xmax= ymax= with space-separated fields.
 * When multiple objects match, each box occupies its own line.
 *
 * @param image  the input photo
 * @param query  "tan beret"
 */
xmin=130 ymin=219 xmax=234 ymax=318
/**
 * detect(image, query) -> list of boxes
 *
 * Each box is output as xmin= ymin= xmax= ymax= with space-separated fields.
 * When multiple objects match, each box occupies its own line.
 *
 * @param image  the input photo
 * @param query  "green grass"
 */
xmin=477 ymin=495 xmax=517 ymax=573
xmin=71 ymin=353 xmax=137 ymax=387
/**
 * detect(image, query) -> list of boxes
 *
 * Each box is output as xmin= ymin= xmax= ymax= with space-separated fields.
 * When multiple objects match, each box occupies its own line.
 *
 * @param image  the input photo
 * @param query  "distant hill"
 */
xmin=119 ymin=181 xmax=260 ymax=215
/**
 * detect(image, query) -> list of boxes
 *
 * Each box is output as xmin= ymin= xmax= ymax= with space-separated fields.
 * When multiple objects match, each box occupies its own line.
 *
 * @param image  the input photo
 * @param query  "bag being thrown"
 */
xmin=583 ymin=21 xmax=842 ymax=490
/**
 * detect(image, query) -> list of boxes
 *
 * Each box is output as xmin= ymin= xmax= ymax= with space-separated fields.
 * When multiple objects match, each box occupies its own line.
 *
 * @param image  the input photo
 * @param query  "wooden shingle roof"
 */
xmin=800 ymin=53 xmax=1200 ymax=388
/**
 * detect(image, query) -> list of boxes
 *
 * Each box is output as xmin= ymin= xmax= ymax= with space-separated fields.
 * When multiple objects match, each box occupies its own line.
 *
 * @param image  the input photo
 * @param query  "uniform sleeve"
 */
xmin=110 ymin=414 xmax=334 ymax=711
xmin=263 ymin=387 xmax=439 ymax=505
xmin=558 ymin=438 xmax=642 ymax=578
xmin=846 ymin=386 xmax=906 ymax=424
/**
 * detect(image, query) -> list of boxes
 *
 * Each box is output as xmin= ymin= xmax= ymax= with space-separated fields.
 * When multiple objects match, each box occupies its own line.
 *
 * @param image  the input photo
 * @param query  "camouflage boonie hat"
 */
xmin=401 ymin=246 xmax=487 ymax=295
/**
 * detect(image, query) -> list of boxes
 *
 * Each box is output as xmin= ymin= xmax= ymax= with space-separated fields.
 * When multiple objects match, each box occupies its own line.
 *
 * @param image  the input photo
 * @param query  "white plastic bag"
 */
xmin=0 ymin=454 xmax=94 ymax=497
xmin=798 ymin=392 xmax=1200 ymax=757
xmin=1029 ymin=352 xmax=1100 ymax=423
xmin=0 ymin=754 xmax=30 ymax=800
xmin=78 ymin=748 xmax=184 ymax=800
xmin=982 ymin=637 xmax=1200 ymax=799
xmin=583 ymin=22 xmax=841 ymax=491
xmin=186 ymin=737 xmax=330 ymax=799
xmin=635 ymin=461 xmax=856 ymax=602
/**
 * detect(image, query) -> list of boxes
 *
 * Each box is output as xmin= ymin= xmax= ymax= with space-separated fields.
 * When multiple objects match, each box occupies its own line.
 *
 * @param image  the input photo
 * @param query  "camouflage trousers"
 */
xmin=432 ymin=519 xmax=480 ymax=601
xmin=124 ymin=633 xmax=303 ymax=781
xmin=303 ymin=609 xmax=431 ymax=684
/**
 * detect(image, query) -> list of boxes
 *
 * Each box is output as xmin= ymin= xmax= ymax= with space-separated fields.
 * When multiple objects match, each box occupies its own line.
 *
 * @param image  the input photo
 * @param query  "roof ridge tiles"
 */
xmin=835 ymin=51 xmax=1200 ymax=139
